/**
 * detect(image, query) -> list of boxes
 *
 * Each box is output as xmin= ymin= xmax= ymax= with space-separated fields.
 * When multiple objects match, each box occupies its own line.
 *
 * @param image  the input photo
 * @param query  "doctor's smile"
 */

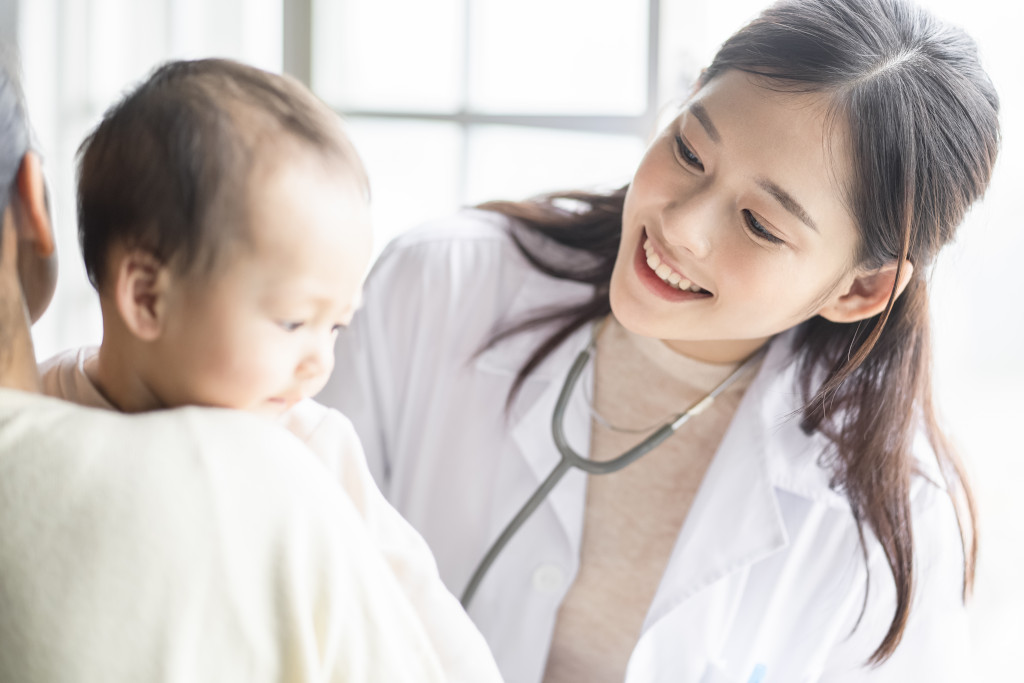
xmin=635 ymin=228 xmax=712 ymax=301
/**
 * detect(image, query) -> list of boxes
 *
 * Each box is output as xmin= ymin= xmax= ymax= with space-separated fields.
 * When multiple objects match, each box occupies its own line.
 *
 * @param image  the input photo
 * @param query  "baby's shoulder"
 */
xmin=1 ymin=395 xmax=349 ymax=535
xmin=279 ymin=399 xmax=362 ymax=476
xmin=37 ymin=346 xmax=100 ymax=404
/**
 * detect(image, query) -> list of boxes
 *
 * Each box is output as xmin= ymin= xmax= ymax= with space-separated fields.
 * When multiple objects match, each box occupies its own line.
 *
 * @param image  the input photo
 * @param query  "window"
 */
xmin=15 ymin=2 xmax=1023 ymax=676
xmin=308 ymin=0 xmax=663 ymax=248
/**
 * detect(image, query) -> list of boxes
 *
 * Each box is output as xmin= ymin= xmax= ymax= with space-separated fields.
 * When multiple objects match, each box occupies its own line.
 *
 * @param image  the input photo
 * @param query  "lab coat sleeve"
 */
xmin=323 ymin=215 xmax=518 ymax=494
xmin=816 ymin=481 xmax=973 ymax=682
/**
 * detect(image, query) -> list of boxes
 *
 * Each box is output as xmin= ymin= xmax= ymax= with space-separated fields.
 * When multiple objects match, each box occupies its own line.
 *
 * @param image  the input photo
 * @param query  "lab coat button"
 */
xmin=532 ymin=564 xmax=565 ymax=594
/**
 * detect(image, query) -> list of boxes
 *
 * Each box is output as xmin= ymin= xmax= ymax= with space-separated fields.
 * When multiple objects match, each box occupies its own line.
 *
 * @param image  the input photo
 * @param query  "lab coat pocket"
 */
xmin=700 ymin=661 xmax=767 ymax=683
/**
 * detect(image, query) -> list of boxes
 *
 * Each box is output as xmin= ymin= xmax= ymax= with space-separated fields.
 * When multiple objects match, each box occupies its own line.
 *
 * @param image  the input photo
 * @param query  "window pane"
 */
xmin=464 ymin=125 xmax=644 ymax=204
xmin=87 ymin=0 xmax=169 ymax=108
xmin=658 ymin=0 xmax=763 ymax=105
xmin=167 ymin=0 xmax=282 ymax=71
xmin=344 ymin=119 xmax=462 ymax=249
xmin=468 ymin=0 xmax=648 ymax=115
xmin=84 ymin=0 xmax=283 ymax=112
xmin=313 ymin=0 xmax=463 ymax=112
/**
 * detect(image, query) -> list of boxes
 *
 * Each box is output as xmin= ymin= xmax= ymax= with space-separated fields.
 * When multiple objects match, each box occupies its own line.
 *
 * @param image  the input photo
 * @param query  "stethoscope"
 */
xmin=459 ymin=326 xmax=765 ymax=608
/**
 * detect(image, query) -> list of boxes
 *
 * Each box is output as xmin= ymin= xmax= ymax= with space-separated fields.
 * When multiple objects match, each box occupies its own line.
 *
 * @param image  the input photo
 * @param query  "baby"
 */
xmin=40 ymin=58 xmax=499 ymax=682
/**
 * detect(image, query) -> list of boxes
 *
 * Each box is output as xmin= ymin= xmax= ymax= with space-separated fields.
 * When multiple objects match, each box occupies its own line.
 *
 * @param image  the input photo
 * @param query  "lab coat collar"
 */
xmin=476 ymin=315 xmax=801 ymax=623
xmin=504 ymin=338 xmax=593 ymax=557
xmin=642 ymin=331 xmax=833 ymax=627
xmin=474 ymin=267 xmax=599 ymax=554
xmin=471 ymin=268 xmax=943 ymax=618
xmin=473 ymin=267 xmax=851 ymax=514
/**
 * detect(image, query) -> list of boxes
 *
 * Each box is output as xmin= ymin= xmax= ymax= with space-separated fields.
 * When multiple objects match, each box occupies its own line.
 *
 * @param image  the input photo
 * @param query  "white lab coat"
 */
xmin=321 ymin=210 xmax=973 ymax=683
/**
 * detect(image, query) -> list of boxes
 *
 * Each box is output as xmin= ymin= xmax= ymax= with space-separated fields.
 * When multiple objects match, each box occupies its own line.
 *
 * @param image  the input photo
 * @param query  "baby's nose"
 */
xmin=297 ymin=336 xmax=335 ymax=380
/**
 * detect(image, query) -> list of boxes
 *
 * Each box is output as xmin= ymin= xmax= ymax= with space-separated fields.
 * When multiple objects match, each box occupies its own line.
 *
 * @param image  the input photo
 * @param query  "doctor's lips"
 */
xmin=636 ymin=230 xmax=712 ymax=299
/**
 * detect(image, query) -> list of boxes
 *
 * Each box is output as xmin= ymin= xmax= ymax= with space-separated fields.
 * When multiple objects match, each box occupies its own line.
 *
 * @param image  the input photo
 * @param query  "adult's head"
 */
xmin=0 ymin=54 xmax=55 ymax=331
xmin=699 ymin=0 xmax=999 ymax=378
xmin=615 ymin=0 xmax=999 ymax=363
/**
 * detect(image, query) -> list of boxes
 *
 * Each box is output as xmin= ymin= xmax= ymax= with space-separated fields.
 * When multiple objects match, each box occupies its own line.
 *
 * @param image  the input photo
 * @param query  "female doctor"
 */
xmin=320 ymin=0 xmax=1000 ymax=681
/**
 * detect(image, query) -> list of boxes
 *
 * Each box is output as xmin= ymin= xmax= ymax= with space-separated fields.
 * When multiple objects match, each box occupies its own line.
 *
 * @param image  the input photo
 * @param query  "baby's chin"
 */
xmin=252 ymin=397 xmax=303 ymax=417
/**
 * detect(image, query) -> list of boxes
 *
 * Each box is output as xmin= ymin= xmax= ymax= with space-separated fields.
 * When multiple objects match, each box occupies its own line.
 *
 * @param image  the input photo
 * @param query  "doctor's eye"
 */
xmin=279 ymin=321 xmax=305 ymax=332
xmin=674 ymin=135 xmax=704 ymax=171
xmin=742 ymin=210 xmax=784 ymax=245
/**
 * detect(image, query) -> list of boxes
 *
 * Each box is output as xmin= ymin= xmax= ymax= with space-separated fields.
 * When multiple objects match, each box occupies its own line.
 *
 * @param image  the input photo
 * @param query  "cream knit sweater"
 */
xmin=0 ymin=389 xmax=502 ymax=682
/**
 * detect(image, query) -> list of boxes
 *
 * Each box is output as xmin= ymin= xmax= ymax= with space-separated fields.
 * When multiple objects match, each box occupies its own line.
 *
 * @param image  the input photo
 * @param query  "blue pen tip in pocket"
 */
xmin=747 ymin=664 xmax=767 ymax=683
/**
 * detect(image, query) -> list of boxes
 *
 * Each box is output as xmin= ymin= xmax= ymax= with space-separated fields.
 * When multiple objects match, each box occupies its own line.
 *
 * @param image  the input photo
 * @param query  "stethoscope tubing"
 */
xmin=459 ymin=332 xmax=764 ymax=609
xmin=460 ymin=345 xmax=678 ymax=607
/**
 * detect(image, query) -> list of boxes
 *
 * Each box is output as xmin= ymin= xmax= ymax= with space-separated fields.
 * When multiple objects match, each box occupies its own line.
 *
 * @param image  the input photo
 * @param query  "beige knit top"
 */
xmin=542 ymin=316 xmax=759 ymax=683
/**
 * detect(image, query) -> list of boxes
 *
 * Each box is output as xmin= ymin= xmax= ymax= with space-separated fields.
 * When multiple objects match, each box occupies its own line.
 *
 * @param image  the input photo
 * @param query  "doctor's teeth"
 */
xmin=643 ymin=236 xmax=708 ymax=293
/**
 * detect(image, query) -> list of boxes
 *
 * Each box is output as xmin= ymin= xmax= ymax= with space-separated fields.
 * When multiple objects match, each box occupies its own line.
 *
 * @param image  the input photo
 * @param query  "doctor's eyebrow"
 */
xmin=691 ymin=100 xmax=819 ymax=233
xmin=690 ymin=103 xmax=721 ymax=144
xmin=756 ymin=177 xmax=819 ymax=233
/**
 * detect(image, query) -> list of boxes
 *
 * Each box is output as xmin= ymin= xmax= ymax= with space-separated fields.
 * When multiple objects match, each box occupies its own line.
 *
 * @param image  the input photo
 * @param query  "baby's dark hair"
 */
xmin=76 ymin=58 xmax=368 ymax=289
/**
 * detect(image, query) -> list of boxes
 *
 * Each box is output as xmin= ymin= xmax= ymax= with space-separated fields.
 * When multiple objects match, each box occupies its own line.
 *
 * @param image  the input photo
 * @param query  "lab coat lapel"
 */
xmin=643 ymin=336 xmax=796 ymax=629
xmin=473 ymin=271 xmax=596 ymax=556
xmin=505 ymin=333 xmax=592 ymax=553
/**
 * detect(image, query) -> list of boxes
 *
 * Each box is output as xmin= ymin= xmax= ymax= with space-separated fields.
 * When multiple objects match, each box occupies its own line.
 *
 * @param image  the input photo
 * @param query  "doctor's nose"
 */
xmin=659 ymin=191 xmax=718 ymax=260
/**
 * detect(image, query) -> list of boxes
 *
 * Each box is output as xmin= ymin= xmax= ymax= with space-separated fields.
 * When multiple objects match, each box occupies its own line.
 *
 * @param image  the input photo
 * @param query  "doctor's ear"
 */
xmin=109 ymin=247 xmax=172 ymax=341
xmin=817 ymin=259 xmax=915 ymax=324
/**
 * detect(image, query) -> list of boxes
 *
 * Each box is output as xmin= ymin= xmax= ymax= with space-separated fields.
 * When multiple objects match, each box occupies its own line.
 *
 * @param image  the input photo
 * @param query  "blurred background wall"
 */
xmin=8 ymin=0 xmax=1021 ymax=675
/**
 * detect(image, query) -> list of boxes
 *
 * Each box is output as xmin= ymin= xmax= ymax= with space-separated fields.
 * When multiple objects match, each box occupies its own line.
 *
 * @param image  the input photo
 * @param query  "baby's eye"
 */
xmin=279 ymin=321 xmax=305 ymax=332
xmin=331 ymin=323 xmax=346 ymax=334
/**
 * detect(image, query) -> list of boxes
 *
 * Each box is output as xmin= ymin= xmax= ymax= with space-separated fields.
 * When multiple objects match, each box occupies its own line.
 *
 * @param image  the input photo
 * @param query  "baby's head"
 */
xmin=77 ymin=58 xmax=372 ymax=415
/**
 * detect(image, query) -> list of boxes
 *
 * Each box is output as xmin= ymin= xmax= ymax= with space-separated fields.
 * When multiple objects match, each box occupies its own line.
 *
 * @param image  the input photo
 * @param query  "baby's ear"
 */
xmin=817 ymin=259 xmax=914 ymax=323
xmin=111 ymin=248 xmax=171 ymax=341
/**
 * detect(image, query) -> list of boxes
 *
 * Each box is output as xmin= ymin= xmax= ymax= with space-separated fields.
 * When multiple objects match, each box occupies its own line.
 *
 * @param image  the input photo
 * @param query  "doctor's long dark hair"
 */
xmin=480 ymin=0 xmax=999 ymax=664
